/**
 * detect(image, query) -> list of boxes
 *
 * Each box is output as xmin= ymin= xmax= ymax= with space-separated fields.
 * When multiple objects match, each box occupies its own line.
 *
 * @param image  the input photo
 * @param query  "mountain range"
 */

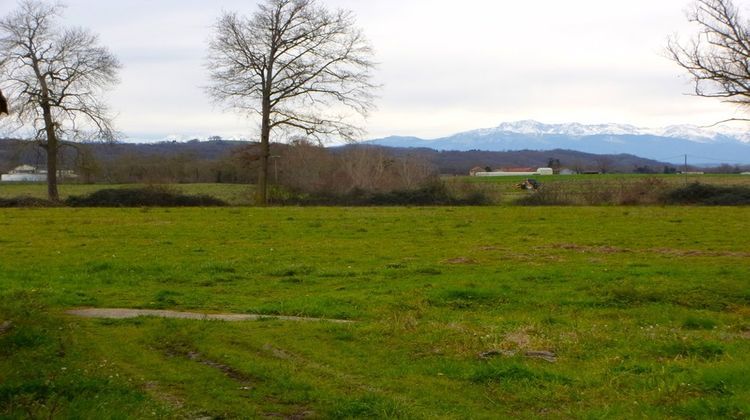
xmin=367 ymin=120 xmax=750 ymax=165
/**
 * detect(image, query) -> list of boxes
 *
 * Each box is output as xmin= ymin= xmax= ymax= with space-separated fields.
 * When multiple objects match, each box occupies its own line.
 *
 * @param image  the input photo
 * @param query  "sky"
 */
xmin=0 ymin=0 xmax=746 ymax=142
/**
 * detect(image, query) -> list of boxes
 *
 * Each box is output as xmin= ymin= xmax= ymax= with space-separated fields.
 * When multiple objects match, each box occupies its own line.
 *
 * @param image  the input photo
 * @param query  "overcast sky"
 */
xmin=0 ymin=0 xmax=745 ymax=141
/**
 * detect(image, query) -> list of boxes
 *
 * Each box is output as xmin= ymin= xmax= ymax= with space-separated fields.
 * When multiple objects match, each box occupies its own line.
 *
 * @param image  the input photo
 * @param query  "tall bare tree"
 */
xmin=668 ymin=0 xmax=750 ymax=123
xmin=207 ymin=0 xmax=377 ymax=205
xmin=0 ymin=0 xmax=120 ymax=200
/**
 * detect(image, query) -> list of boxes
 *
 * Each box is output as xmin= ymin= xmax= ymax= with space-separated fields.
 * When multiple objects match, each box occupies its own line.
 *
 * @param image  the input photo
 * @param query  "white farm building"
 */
xmin=0 ymin=165 xmax=77 ymax=182
xmin=473 ymin=167 xmax=555 ymax=177
xmin=1 ymin=165 xmax=47 ymax=182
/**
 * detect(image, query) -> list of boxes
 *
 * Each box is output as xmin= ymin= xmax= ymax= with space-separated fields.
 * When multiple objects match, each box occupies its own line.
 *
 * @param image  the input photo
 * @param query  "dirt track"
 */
xmin=66 ymin=308 xmax=353 ymax=323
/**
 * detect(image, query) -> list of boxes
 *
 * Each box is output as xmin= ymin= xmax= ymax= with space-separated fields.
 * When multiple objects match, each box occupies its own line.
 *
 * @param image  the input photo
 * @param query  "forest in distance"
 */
xmin=0 ymin=137 xmax=736 ymax=186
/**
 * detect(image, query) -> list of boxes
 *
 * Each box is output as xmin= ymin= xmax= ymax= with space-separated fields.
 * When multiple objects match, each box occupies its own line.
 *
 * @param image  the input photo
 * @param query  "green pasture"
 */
xmin=0 ymin=207 xmax=749 ymax=418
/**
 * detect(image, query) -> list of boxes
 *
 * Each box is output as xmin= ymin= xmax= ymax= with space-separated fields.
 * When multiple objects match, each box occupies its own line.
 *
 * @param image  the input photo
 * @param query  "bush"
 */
xmin=516 ymin=177 xmax=674 ymax=206
xmin=65 ymin=186 xmax=227 ymax=207
xmin=515 ymin=183 xmax=574 ymax=206
xmin=0 ymin=196 xmax=58 ymax=208
xmin=663 ymin=183 xmax=750 ymax=205
xmin=617 ymin=177 xmax=669 ymax=205
xmin=444 ymin=179 xmax=502 ymax=204
xmin=270 ymin=180 xmax=493 ymax=206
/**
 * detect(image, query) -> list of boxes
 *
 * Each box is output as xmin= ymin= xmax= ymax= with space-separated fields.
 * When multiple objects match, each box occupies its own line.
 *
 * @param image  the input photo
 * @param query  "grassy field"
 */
xmin=1 ymin=206 xmax=748 ymax=418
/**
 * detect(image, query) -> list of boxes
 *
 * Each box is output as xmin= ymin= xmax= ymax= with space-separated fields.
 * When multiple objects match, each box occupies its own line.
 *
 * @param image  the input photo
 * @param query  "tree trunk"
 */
xmin=31 ymin=51 xmax=60 ymax=201
xmin=46 ymin=141 xmax=59 ymax=201
xmin=256 ymin=96 xmax=271 ymax=206
xmin=42 ymin=106 xmax=59 ymax=201
xmin=257 ymin=51 xmax=275 ymax=206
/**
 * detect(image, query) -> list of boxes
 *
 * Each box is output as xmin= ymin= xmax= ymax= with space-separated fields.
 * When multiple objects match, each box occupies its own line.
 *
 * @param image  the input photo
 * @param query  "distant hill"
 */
xmin=338 ymin=146 xmax=672 ymax=175
xmin=367 ymin=120 xmax=750 ymax=165
xmin=0 ymin=138 xmax=248 ymax=167
xmin=0 ymin=137 xmax=676 ymax=178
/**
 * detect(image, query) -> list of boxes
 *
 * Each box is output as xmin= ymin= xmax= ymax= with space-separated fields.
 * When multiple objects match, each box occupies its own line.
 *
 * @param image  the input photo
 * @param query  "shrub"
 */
xmin=271 ymin=180 xmax=493 ymax=206
xmin=662 ymin=183 xmax=750 ymax=205
xmin=579 ymin=181 xmax=616 ymax=205
xmin=65 ymin=186 xmax=227 ymax=207
xmin=444 ymin=179 xmax=502 ymax=204
xmin=516 ymin=177 xmax=683 ymax=206
xmin=515 ymin=183 xmax=574 ymax=206
xmin=617 ymin=177 xmax=669 ymax=205
xmin=0 ymin=196 xmax=58 ymax=208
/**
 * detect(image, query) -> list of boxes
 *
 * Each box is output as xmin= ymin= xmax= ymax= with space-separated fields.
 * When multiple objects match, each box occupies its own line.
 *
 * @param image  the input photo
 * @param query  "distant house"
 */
xmin=473 ymin=167 xmax=555 ymax=177
xmin=1 ymin=165 xmax=77 ymax=182
xmin=1 ymin=165 xmax=46 ymax=182
xmin=536 ymin=167 xmax=554 ymax=176
xmin=469 ymin=166 xmax=486 ymax=176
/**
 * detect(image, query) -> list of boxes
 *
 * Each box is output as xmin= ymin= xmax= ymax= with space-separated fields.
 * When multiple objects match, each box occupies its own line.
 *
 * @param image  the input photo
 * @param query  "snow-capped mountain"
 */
xmin=464 ymin=120 xmax=750 ymax=143
xmin=368 ymin=120 xmax=750 ymax=164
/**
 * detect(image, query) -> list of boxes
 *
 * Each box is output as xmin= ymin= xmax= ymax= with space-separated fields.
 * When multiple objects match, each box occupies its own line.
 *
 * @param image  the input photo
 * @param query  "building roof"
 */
xmin=500 ymin=167 xmax=537 ymax=172
xmin=12 ymin=165 xmax=37 ymax=173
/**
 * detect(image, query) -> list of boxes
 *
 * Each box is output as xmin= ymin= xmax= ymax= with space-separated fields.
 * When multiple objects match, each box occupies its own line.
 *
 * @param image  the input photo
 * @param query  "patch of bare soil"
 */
xmin=649 ymin=248 xmax=750 ymax=258
xmin=545 ymin=244 xmax=750 ymax=258
xmin=182 ymin=351 xmax=255 ymax=386
xmin=263 ymin=410 xmax=316 ymax=419
xmin=479 ymin=349 xmax=558 ymax=363
xmin=143 ymin=381 xmax=186 ymax=410
xmin=443 ymin=257 xmax=478 ymax=265
xmin=549 ymin=244 xmax=631 ymax=254
xmin=66 ymin=308 xmax=353 ymax=324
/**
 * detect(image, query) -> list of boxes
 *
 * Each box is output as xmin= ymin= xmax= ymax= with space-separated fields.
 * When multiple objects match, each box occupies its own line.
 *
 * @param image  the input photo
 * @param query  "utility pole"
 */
xmin=684 ymin=154 xmax=688 ymax=186
xmin=270 ymin=155 xmax=281 ymax=184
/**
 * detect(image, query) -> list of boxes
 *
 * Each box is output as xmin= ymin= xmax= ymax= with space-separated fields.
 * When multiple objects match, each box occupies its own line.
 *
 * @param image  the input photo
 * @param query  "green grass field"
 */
xmin=1 ymin=206 xmax=748 ymax=418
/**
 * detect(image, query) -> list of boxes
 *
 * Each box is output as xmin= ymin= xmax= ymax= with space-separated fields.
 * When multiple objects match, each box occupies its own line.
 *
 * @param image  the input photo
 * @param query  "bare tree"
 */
xmin=0 ymin=1 xmax=120 ymax=200
xmin=207 ymin=0 xmax=377 ymax=205
xmin=339 ymin=146 xmax=391 ymax=192
xmin=277 ymin=138 xmax=339 ymax=193
xmin=668 ymin=0 xmax=750 ymax=123
xmin=393 ymin=154 xmax=437 ymax=190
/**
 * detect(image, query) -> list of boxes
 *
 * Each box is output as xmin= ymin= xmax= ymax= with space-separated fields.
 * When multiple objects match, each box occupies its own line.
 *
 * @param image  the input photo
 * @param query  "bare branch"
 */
xmin=668 ymin=0 xmax=750 ymax=112
xmin=0 ymin=0 xmax=120 ymax=199
xmin=699 ymin=117 xmax=750 ymax=127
